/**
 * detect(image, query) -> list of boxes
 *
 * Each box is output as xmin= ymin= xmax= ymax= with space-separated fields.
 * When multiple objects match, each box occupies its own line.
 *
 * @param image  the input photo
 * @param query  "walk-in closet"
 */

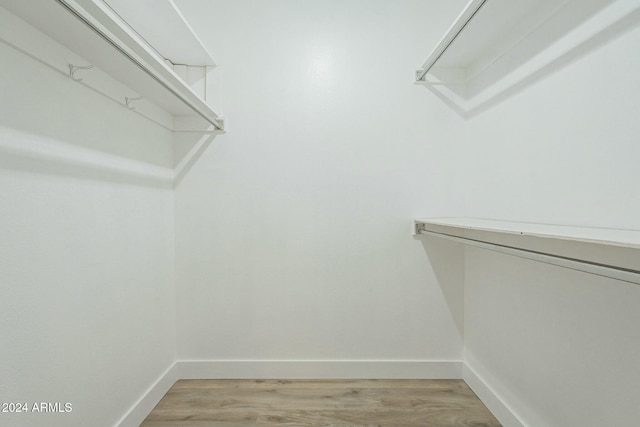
xmin=1 ymin=1 xmax=639 ymax=426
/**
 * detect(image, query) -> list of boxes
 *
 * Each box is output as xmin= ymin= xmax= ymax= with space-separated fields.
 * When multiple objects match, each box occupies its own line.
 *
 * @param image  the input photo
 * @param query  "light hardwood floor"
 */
xmin=140 ymin=379 xmax=502 ymax=427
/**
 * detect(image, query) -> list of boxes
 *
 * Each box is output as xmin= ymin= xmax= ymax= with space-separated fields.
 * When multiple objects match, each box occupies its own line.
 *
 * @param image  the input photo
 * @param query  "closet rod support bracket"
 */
xmin=68 ymin=63 xmax=94 ymax=82
xmin=414 ymin=221 xmax=427 ymax=236
xmin=125 ymin=96 xmax=144 ymax=110
xmin=214 ymin=117 xmax=225 ymax=131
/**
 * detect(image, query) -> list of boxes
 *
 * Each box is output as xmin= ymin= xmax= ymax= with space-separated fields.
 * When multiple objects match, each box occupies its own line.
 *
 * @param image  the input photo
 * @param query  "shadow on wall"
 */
xmin=0 ymin=126 xmax=218 ymax=189
xmin=416 ymin=234 xmax=465 ymax=339
xmin=173 ymin=131 xmax=219 ymax=186
xmin=417 ymin=0 xmax=640 ymax=118
xmin=0 ymin=128 xmax=163 ymax=189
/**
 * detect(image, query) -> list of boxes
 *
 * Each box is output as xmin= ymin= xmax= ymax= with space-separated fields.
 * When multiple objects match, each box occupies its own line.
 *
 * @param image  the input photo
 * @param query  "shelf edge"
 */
xmin=416 ymin=0 xmax=487 ymax=81
xmin=414 ymin=218 xmax=640 ymax=285
xmin=57 ymin=0 xmax=224 ymax=131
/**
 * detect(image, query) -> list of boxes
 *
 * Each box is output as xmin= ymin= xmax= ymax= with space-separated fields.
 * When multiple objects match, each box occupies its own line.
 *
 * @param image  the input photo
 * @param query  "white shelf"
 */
xmin=416 ymin=0 xmax=640 ymax=115
xmin=103 ymin=0 xmax=215 ymax=66
xmin=414 ymin=217 xmax=640 ymax=285
xmin=0 ymin=0 xmax=224 ymax=132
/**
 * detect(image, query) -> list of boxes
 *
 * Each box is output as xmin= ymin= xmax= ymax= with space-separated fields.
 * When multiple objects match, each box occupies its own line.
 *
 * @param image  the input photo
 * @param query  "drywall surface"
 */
xmin=0 ymin=41 xmax=176 ymax=427
xmin=461 ymin=18 xmax=640 ymax=427
xmin=173 ymin=0 xmax=467 ymax=369
xmin=465 ymin=248 xmax=640 ymax=427
xmin=461 ymin=19 xmax=640 ymax=229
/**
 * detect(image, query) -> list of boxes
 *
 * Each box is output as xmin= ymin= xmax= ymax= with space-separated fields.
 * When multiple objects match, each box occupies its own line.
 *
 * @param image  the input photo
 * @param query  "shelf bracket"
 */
xmin=125 ymin=96 xmax=144 ymax=110
xmin=68 ymin=63 xmax=94 ymax=82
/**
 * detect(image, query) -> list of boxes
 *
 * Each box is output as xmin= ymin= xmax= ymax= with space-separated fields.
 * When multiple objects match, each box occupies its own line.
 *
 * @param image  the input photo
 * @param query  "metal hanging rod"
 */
xmin=54 ymin=0 xmax=224 ymax=131
xmin=416 ymin=0 xmax=487 ymax=82
xmin=417 ymin=229 xmax=640 ymax=286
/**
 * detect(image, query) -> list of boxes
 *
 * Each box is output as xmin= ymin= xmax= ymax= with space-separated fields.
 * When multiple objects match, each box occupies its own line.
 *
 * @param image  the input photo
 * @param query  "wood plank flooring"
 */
xmin=141 ymin=379 xmax=502 ymax=427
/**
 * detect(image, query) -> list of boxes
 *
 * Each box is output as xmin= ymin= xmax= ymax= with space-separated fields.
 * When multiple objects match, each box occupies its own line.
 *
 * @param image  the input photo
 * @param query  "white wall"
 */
xmin=0 ymin=40 xmax=176 ymax=427
xmin=173 ymin=0 xmax=468 ymax=373
xmin=461 ymin=18 xmax=640 ymax=427
xmin=462 ymin=21 xmax=640 ymax=229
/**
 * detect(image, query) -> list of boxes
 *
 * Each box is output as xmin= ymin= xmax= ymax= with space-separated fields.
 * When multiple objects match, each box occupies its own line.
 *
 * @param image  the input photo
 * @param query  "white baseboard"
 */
xmin=177 ymin=360 xmax=463 ymax=379
xmin=116 ymin=362 xmax=178 ymax=427
xmin=463 ymin=363 xmax=525 ymax=427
